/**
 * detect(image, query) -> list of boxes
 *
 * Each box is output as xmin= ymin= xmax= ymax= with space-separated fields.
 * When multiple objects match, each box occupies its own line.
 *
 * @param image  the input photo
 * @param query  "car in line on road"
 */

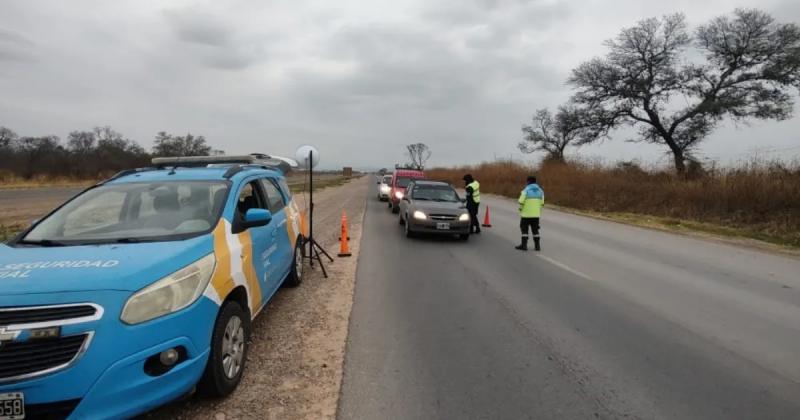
xmin=398 ymin=180 xmax=471 ymax=240
xmin=376 ymin=174 xmax=392 ymax=201
xmin=388 ymin=168 xmax=425 ymax=213
xmin=0 ymin=154 xmax=306 ymax=419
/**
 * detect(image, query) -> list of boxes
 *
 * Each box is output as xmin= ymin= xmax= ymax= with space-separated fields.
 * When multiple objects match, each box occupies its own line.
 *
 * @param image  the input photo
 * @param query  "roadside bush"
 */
xmin=427 ymin=158 xmax=800 ymax=247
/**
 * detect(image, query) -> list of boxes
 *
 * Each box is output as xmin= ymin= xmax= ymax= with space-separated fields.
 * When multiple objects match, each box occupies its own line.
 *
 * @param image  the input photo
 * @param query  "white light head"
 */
xmin=295 ymin=145 xmax=320 ymax=169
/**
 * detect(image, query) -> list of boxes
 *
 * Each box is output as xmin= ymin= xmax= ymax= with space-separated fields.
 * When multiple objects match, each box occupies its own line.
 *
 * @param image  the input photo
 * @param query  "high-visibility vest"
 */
xmin=467 ymin=181 xmax=480 ymax=204
xmin=519 ymin=183 xmax=544 ymax=218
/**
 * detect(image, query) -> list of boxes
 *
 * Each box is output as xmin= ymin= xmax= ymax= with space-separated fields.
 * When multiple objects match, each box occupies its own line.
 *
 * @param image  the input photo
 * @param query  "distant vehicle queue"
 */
xmin=376 ymin=168 xmax=545 ymax=248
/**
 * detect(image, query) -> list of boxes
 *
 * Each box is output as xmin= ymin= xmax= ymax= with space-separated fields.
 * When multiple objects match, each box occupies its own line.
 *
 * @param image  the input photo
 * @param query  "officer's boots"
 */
xmin=533 ymin=237 xmax=541 ymax=251
xmin=515 ymin=237 xmax=528 ymax=251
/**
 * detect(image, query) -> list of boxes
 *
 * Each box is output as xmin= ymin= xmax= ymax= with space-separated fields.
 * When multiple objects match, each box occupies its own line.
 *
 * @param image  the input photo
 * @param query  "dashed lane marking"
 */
xmin=536 ymin=254 xmax=593 ymax=281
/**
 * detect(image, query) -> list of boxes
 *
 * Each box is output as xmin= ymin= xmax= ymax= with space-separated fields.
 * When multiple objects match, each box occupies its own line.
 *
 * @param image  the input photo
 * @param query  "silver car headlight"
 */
xmin=458 ymin=213 xmax=470 ymax=222
xmin=413 ymin=210 xmax=427 ymax=220
xmin=121 ymin=253 xmax=216 ymax=325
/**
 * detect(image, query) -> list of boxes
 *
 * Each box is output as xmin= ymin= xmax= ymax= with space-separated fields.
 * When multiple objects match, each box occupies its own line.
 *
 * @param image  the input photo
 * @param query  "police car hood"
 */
xmin=0 ymin=236 xmax=212 ymax=295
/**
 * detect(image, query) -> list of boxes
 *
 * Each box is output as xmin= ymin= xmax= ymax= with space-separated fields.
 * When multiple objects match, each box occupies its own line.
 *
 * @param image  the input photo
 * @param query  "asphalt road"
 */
xmin=338 ymin=181 xmax=800 ymax=419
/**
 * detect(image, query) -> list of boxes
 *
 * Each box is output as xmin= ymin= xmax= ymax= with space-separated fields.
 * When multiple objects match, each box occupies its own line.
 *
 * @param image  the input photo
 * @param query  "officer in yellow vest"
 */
xmin=462 ymin=174 xmax=481 ymax=234
xmin=516 ymin=176 xmax=544 ymax=251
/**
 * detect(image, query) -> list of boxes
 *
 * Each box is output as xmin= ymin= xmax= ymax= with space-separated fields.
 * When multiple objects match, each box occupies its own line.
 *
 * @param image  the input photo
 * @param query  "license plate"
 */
xmin=0 ymin=392 xmax=24 ymax=420
xmin=436 ymin=222 xmax=450 ymax=230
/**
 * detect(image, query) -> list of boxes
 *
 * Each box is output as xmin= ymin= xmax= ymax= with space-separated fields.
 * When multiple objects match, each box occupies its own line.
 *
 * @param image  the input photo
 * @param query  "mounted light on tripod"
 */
xmin=295 ymin=145 xmax=333 ymax=277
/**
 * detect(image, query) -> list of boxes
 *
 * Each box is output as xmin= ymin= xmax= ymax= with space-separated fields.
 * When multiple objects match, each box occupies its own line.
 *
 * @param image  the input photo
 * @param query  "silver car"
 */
xmin=398 ymin=180 xmax=471 ymax=240
xmin=377 ymin=174 xmax=392 ymax=201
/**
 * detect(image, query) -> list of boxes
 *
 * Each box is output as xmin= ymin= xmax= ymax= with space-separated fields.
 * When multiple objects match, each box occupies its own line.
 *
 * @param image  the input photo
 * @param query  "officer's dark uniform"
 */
xmin=463 ymin=174 xmax=481 ymax=234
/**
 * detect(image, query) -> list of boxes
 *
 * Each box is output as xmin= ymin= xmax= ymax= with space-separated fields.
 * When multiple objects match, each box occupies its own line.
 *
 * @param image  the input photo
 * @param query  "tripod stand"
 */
xmin=303 ymin=150 xmax=333 ymax=278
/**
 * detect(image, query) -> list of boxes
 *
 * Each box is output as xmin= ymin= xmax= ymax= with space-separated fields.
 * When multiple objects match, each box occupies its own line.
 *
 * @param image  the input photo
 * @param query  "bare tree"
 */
xmin=405 ymin=143 xmax=432 ymax=170
xmin=152 ymin=132 xmax=212 ymax=157
xmin=519 ymin=106 xmax=607 ymax=161
xmin=569 ymin=9 xmax=800 ymax=173
xmin=16 ymin=136 xmax=61 ymax=179
xmin=0 ymin=127 xmax=17 ymax=149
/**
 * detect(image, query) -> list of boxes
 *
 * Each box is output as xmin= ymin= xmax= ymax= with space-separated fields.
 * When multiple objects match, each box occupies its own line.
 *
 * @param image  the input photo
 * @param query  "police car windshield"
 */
xmin=412 ymin=185 xmax=460 ymax=202
xmin=21 ymin=181 xmax=228 ymax=245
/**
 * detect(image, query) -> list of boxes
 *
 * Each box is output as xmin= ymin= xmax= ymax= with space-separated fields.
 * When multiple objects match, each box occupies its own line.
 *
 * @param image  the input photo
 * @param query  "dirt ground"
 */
xmin=143 ymin=176 xmax=368 ymax=419
xmin=0 ymin=187 xmax=85 ymax=240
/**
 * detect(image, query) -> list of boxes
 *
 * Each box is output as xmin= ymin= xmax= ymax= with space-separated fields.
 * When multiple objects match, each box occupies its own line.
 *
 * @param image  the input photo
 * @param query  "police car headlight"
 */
xmin=413 ymin=210 xmax=427 ymax=220
xmin=458 ymin=213 xmax=470 ymax=222
xmin=121 ymin=253 xmax=216 ymax=325
xmin=394 ymin=191 xmax=404 ymax=199
xmin=380 ymin=185 xmax=390 ymax=193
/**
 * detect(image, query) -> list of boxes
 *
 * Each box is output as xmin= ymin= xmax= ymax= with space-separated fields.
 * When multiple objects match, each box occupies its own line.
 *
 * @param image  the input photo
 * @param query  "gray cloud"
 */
xmin=0 ymin=0 xmax=798 ymax=169
xmin=163 ymin=8 xmax=268 ymax=70
xmin=0 ymin=27 xmax=35 ymax=63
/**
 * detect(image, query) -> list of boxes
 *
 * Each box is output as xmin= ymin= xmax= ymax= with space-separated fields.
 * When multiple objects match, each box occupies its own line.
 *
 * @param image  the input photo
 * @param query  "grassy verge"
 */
xmin=547 ymin=205 xmax=800 ymax=253
xmin=0 ymin=224 xmax=21 ymax=243
xmin=0 ymin=180 xmax=96 ymax=190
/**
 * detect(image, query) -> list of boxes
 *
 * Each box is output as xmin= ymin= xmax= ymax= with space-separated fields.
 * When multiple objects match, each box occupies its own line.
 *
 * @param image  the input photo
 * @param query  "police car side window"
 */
xmin=259 ymin=178 xmax=286 ymax=213
xmin=237 ymin=181 xmax=267 ymax=215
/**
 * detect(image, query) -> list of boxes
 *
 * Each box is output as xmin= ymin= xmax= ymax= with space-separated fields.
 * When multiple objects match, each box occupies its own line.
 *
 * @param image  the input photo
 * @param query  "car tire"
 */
xmin=459 ymin=233 xmax=470 ymax=241
xmin=404 ymin=218 xmax=415 ymax=238
xmin=198 ymin=300 xmax=251 ymax=398
xmin=392 ymin=204 xmax=399 ymax=214
xmin=388 ymin=201 xmax=392 ymax=209
xmin=282 ymin=240 xmax=304 ymax=288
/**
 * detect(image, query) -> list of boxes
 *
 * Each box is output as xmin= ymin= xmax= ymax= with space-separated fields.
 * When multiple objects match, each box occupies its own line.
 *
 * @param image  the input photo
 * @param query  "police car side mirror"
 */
xmin=243 ymin=208 xmax=272 ymax=229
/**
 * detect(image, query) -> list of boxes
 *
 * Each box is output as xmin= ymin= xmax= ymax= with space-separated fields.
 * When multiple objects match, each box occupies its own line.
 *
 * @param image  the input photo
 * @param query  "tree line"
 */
xmin=519 ymin=8 xmax=800 ymax=174
xmin=0 ymin=126 xmax=220 ymax=179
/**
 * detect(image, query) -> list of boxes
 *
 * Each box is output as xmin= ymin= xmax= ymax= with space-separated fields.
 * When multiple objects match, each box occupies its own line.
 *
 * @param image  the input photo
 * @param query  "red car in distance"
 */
xmin=388 ymin=168 xmax=425 ymax=213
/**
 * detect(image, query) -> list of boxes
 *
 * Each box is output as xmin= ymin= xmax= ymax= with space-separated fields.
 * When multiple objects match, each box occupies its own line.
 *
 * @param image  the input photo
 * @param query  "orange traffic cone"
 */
xmin=338 ymin=210 xmax=352 ymax=257
xmin=482 ymin=206 xmax=492 ymax=227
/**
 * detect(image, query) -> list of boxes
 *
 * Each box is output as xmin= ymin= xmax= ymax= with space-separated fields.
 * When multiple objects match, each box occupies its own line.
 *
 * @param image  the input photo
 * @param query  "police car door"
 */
xmin=234 ymin=179 xmax=276 ymax=308
xmin=259 ymin=177 xmax=292 ymax=291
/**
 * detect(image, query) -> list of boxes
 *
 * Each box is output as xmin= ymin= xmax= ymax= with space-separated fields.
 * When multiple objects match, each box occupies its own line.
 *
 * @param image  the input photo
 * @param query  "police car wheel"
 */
xmin=283 ymin=241 xmax=304 ymax=288
xmin=198 ymin=300 xmax=251 ymax=397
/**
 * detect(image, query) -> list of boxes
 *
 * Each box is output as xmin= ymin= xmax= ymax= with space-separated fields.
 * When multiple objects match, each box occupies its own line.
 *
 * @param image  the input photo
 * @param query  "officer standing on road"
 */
xmin=516 ymin=176 xmax=544 ymax=251
xmin=462 ymin=174 xmax=481 ymax=234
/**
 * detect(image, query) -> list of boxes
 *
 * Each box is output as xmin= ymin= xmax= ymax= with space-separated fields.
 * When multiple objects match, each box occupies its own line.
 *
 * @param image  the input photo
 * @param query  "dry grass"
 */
xmin=0 ymin=172 xmax=97 ymax=189
xmin=427 ymin=159 xmax=800 ymax=248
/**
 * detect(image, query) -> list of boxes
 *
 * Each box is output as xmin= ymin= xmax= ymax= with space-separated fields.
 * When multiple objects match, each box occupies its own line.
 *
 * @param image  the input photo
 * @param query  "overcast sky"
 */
xmin=1 ymin=0 xmax=799 ymax=169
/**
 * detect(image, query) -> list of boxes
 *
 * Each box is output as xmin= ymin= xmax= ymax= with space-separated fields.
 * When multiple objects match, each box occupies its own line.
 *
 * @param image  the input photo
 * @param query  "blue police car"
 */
xmin=0 ymin=154 xmax=307 ymax=419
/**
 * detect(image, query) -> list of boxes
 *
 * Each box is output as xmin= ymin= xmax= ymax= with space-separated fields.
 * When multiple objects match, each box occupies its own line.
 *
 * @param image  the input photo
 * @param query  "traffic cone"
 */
xmin=482 ymin=206 xmax=492 ymax=227
xmin=338 ymin=210 xmax=352 ymax=257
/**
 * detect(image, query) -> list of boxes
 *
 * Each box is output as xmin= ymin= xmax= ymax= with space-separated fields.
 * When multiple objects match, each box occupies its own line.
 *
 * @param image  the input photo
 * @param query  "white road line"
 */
xmin=536 ymin=255 xmax=593 ymax=281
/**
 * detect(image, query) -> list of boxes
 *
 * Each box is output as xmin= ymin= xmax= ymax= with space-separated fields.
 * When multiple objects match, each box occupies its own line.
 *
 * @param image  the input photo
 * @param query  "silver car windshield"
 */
xmin=412 ymin=186 xmax=460 ymax=202
xmin=21 ymin=181 xmax=229 ymax=245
